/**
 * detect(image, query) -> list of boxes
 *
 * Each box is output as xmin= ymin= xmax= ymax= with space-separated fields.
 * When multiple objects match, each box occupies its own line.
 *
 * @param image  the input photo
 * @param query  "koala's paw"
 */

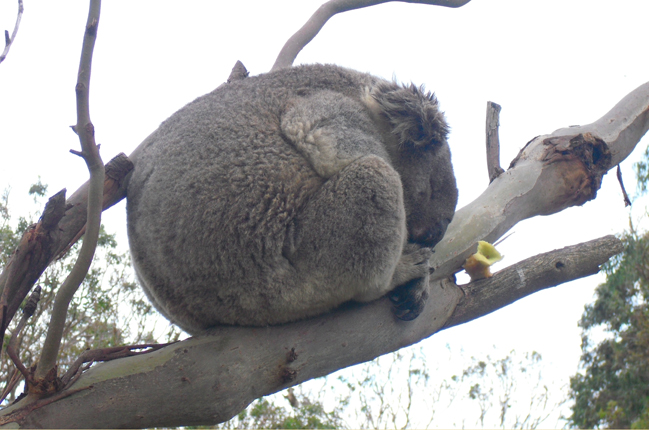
xmin=389 ymin=276 xmax=429 ymax=321
xmin=390 ymin=244 xmax=432 ymax=288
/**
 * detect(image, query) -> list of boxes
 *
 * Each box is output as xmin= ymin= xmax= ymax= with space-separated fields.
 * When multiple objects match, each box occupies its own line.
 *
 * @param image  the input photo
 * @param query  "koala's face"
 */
xmin=397 ymin=142 xmax=458 ymax=247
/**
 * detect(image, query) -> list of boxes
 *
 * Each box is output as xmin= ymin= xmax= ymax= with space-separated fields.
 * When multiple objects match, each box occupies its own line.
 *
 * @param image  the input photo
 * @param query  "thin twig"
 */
xmin=0 ymin=369 xmax=21 ymax=405
xmin=616 ymin=164 xmax=631 ymax=207
xmin=5 ymin=286 xmax=41 ymax=385
xmin=0 ymin=0 xmax=24 ymax=64
xmin=486 ymin=101 xmax=504 ymax=182
xmin=36 ymin=0 xmax=104 ymax=382
xmin=271 ymin=0 xmax=472 ymax=71
xmin=60 ymin=342 xmax=175 ymax=387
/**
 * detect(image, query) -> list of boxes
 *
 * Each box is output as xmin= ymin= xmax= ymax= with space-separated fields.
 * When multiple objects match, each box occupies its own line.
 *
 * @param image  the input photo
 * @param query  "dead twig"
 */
xmin=0 ymin=0 xmax=24 ymax=64
xmin=486 ymin=101 xmax=505 ymax=182
xmin=4 ymin=286 xmax=42 ymax=391
xmin=616 ymin=164 xmax=631 ymax=207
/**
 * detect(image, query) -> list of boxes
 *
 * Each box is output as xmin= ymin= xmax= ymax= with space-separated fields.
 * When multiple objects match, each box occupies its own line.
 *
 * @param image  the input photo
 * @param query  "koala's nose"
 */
xmin=410 ymin=218 xmax=451 ymax=247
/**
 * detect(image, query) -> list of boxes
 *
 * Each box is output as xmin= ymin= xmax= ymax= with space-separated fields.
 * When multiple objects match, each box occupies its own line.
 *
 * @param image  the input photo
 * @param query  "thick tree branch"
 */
xmin=553 ymin=81 xmax=649 ymax=167
xmin=429 ymin=81 xmax=649 ymax=282
xmin=0 ymin=237 xmax=624 ymax=428
xmin=2 ymin=277 xmax=463 ymax=428
xmin=443 ymin=235 xmax=623 ymax=329
xmin=271 ymin=0 xmax=471 ymax=71
xmin=0 ymin=0 xmax=24 ymax=65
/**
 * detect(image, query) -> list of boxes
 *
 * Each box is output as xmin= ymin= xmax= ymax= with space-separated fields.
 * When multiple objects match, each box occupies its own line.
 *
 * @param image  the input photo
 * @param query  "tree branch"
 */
xmin=0 ymin=237 xmax=623 ymax=428
xmin=486 ymin=101 xmax=504 ymax=183
xmin=35 ymin=0 xmax=104 ymax=382
xmin=429 ymin=81 xmax=649 ymax=283
xmin=0 ymin=0 xmax=24 ymax=65
xmin=443 ymin=235 xmax=623 ymax=329
xmin=0 ymin=153 xmax=133 ymax=354
xmin=271 ymin=0 xmax=472 ymax=72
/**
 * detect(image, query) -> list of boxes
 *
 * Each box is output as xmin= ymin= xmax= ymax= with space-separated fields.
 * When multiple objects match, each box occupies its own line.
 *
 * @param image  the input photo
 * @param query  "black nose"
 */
xmin=410 ymin=218 xmax=451 ymax=247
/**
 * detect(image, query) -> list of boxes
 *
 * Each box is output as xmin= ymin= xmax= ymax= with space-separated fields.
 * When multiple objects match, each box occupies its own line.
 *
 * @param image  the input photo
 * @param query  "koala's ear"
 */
xmin=372 ymin=82 xmax=449 ymax=148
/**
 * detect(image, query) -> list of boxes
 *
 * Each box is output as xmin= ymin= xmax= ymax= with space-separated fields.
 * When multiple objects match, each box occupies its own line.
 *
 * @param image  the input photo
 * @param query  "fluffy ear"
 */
xmin=372 ymin=82 xmax=449 ymax=148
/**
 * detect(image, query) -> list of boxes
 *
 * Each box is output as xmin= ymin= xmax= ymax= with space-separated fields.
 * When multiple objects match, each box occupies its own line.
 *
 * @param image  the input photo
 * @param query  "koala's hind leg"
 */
xmin=283 ymin=154 xmax=427 ymax=314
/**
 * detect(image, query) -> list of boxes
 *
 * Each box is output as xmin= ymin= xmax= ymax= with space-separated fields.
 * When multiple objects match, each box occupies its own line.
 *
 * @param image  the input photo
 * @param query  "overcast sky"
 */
xmin=1 ymin=0 xmax=648 ymax=426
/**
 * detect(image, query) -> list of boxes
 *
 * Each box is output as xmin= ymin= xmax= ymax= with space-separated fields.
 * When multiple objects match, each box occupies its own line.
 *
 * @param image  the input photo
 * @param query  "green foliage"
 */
xmin=567 ymin=150 xmax=649 ymax=429
xmin=27 ymin=177 xmax=47 ymax=200
xmin=634 ymin=146 xmax=649 ymax=194
xmin=568 ymin=229 xmax=649 ymax=428
xmin=0 ymin=184 xmax=180 ymax=404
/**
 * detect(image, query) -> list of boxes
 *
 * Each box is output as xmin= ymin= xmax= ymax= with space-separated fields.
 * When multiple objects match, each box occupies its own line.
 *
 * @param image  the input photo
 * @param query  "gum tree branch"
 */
xmin=443 ymin=235 xmax=623 ymax=329
xmin=428 ymin=80 xmax=649 ymax=282
xmin=35 ymin=0 xmax=104 ymax=383
xmin=271 ymin=0 xmax=472 ymax=71
xmin=0 ymin=0 xmax=24 ymax=65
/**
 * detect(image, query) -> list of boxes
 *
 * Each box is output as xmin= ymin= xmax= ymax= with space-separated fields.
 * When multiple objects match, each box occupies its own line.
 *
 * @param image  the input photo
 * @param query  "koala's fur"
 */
xmin=126 ymin=64 xmax=458 ymax=334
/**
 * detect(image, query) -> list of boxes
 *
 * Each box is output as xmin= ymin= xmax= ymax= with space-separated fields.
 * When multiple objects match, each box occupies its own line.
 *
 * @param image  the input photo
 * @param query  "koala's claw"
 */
xmin=389 ymin=276 xmax=429 ymax=321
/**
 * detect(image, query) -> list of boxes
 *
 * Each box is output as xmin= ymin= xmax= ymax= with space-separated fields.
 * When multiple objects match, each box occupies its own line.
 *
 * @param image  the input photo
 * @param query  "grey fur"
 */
xmin=126 ymin=64 xmax=458 ymax=333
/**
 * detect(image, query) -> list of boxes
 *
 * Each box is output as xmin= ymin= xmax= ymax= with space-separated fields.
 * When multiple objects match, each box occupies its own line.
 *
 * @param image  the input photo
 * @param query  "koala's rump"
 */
xmin=127 ymin=78 xmax=328 ymax=331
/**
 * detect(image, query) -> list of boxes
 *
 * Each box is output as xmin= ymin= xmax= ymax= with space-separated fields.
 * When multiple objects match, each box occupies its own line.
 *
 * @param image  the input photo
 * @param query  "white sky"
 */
xmin=1 ymin=0 xmax=648 ymax=427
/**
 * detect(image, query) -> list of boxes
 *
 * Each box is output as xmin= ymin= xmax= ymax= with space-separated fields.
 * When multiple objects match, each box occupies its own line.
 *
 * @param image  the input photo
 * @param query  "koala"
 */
xmin=126 ymin=64 xmax=458 ymax=334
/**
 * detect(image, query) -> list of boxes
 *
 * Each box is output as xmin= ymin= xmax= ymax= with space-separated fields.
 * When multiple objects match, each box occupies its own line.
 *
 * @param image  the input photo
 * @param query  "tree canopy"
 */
xmin=568 ymin=152 xmax=649 ymax=429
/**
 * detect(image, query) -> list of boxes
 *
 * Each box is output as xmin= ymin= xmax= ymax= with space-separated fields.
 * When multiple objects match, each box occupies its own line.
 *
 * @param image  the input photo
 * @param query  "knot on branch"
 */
xmin=542 ymin=133 xmax=611 ymax=206
xmin=28 ymin=364 xmax=63 ymax=397
xmin=105 ymin=153 xmax=134 ymax=184
xmin=86 ymin=18 xmax=99 ymax=37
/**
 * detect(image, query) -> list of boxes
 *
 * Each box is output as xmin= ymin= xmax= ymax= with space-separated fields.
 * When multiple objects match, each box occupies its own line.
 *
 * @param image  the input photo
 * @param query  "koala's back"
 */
xmin=127 ymin=65 xmax=390 ymax=332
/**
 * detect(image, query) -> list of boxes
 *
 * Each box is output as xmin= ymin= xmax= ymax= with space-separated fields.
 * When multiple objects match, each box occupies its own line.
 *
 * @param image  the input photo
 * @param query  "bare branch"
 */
xmin=486 ymin=101 xmax=504 ymax=183
xmin=0 ymin=0 xmax=24 ymax=65
xmin=36 ymin=0 xmax=104 ymax=381
xmin=443 ymin=235 xmax=623 ymax=329
xmin=0 ymin=236 xmax=623 ymax=428
xmin=271 ymin=0 xmax=472 ymax=71
xmin=616 ymin=164 xmax=632 ymax=207
xmin=553 ymin=81 xmax=649 ymax=166
xmin=0 ymin=191 xmax=67 ymax=352
xmin=429 ymin=81 xmax=649 ymax=282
